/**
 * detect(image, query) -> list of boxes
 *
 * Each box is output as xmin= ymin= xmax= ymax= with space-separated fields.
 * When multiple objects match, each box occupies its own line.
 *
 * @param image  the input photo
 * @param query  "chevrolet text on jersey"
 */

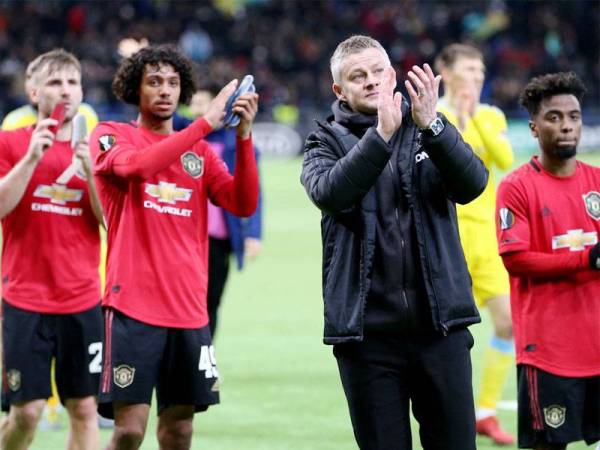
xmin=143 ymin=181 xmax=193 ymax=217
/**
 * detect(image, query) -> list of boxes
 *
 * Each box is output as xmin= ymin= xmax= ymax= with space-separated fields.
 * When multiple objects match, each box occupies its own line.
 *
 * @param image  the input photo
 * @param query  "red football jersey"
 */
xmin=496 ymin=156 xmax=600 ymax=377
xmin=90 ymin=121 xmax=258 ymax=328
xmin=0 ymin=127 xmax=101 ymax=313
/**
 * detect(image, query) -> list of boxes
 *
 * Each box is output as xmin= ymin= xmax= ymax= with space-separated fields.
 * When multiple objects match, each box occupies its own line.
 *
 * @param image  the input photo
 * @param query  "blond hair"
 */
xmin=27 ymin=48 xmax=81 ymax=87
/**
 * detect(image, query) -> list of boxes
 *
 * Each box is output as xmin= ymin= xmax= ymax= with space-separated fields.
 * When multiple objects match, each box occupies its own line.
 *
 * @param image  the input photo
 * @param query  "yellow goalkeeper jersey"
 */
xmin=1 ymin=103 xmax=99 ymax=133
xmin=437 ymin=99 xmax=514 ymax=223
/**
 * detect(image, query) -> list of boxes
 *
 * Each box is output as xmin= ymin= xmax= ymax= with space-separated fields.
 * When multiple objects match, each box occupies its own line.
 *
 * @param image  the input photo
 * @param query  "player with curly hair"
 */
xmin=90 ymin=45 xmax=260 ymax=450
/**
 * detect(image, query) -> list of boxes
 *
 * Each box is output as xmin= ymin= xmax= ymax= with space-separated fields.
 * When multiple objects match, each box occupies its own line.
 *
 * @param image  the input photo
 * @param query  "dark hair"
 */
xmin=519 ymin=71 xmax=586 ymax=116
xmin=434 ymin=43 xmax=482 ymax=73
xmin=112 ymin=44 xmax=196 ymax=106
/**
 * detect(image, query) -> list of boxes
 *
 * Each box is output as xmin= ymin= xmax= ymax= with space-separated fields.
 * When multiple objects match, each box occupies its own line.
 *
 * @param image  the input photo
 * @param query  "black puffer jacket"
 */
xmin=301 ymin=101 xmax=488 ymax=344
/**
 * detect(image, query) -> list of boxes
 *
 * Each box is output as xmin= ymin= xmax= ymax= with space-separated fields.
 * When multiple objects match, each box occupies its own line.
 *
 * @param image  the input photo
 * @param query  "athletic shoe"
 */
xmin=476 ymin=416 xmax=515 ymax=445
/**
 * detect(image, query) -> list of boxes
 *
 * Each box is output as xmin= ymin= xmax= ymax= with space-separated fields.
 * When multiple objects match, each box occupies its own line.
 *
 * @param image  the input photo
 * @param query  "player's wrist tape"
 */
xmin=590 ymin=243 xmax=600 ymax=270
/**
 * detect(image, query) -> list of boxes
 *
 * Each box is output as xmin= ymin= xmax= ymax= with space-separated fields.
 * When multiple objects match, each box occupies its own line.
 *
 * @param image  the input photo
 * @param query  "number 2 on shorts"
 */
xmin=88 ymin=342 xmax=103 ymax=374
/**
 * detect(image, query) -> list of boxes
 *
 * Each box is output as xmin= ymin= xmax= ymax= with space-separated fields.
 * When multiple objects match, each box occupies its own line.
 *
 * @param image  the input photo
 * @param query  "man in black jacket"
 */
xmin=301 ymin=35 xmax=488 ymax=450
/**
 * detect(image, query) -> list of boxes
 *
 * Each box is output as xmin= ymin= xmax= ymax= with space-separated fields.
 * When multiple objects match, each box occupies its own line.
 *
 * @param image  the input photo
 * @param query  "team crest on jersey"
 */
xmin=98 ymin=134 xmax=116 ymax=152
xmin=583 ymin=191 xmax=600 ymax=220
xmin=499 ymin=207 xmax=514 ymax=230
xmin=6 ymin=369 xmax=20 ymax=391
xmin=33 ymin=183 xmax=83 ymax=205
xmin=543 ymin=405 xmax=566 ymax=428
xmin=113 ymin=364 xmax=135 ymax=388
xmin=181 ymin=152 xmax=204 ymax=178
xmin=552 ymin=229 xmax=597 ymax=251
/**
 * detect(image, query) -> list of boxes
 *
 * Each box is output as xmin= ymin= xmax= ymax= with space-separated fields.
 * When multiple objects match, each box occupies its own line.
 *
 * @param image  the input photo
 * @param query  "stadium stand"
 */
xmin=0 ymin=0 xmax=597 ymax=133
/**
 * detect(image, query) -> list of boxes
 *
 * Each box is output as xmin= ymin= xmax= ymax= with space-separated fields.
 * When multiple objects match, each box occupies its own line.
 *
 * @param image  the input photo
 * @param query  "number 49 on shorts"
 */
xmin=198 ymin=345 xmax=219 ymax=379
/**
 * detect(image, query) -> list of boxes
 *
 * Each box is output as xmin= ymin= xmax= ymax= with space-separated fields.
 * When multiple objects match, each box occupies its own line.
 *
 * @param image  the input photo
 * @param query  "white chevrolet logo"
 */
xmin=33 ymin=184 xmax=83 ymax=205
xmin=145 ymin=181 xmax=193 ymax=205
xmin=552 ymin=229 xmax=597 ymax=251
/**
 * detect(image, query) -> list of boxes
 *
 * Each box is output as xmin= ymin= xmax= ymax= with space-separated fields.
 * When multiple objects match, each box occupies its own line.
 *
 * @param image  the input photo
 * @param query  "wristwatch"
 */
xmin=421 ymin=115 xmax=445 ymax=137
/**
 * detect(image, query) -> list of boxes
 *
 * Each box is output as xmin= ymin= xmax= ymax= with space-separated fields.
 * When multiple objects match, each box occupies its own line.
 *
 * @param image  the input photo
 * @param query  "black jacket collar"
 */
xmin=330 ymin=99 xmax=411 ymax=134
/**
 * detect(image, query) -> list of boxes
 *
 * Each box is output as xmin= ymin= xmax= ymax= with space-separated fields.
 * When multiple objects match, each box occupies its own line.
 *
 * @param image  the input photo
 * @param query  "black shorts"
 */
xmin=1 ymin=301 xmax=103 ymax=411
xmin=98 ymin=308 xmax=219 ymax=419
xmin=517 ymin=364 xmax=600 ymax=448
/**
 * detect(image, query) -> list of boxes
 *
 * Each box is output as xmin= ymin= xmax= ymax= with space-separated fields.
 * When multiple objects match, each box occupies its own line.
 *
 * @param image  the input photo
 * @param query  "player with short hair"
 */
xmin=0 ymin=48 xmax=104 ymax=450
xmin=1 ymin=44 xmax=104 ymax=433
xmin=2 ymin=56 xmax=99 ymax=133
xmin=302 ymin=34 xmax=488 ymax=450
xmin=435 ymin=43 xmax=515 ymax=445
xmin=90 ymin=45 xmax=259 ymax=450
xmin=496 ymin=71 xmax=599 ymax=450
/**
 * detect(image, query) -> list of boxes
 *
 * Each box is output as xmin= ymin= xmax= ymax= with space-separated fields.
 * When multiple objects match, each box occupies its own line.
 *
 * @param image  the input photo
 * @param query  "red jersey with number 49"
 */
xmin=0 ymin=127 xmax=101 ymax=314
xmin=90 ymin=121 xmax=257 ymax=329
xmin=496 ymin=156 xmax=600 ymax=377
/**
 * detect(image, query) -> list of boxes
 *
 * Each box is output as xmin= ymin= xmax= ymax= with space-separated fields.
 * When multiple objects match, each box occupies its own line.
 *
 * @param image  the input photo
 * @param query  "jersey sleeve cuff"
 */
xmin=236 ymin=133 xmax=253 ymax=149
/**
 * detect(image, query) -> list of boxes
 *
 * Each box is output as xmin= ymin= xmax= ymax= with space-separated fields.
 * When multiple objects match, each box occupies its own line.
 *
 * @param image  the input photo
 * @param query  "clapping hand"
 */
xmin=404 ymin=63 xmax=441 ymax=129
xmin=376 ymin=66 xmax=403 ymax=143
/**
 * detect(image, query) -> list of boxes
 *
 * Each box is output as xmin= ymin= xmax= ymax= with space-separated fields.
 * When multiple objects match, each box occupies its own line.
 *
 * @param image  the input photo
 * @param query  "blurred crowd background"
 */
xmin=0 ymin=0 xmax=598 ymax=139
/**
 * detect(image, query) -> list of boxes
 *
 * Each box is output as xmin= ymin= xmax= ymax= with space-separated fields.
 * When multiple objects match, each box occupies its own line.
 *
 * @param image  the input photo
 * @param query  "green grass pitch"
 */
xmin=26 ymin=152 xmax=599 ymax=449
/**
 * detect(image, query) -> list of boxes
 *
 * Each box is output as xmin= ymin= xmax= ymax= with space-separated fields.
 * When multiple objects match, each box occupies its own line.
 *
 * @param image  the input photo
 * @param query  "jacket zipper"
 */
xmin=412 ymin=131 xmax=446 ymax=335
xmin=390 ymin=161 xmax=411 ymax=326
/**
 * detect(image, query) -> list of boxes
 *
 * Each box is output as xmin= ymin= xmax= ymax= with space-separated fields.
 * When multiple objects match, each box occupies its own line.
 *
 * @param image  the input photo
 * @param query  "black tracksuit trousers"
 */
xmin=333 ymin=328 xmax=477 ymax=450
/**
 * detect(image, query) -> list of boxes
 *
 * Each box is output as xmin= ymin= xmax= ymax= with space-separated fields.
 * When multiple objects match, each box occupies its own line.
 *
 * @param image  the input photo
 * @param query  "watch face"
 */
xmin=430 ymin=117 xmax=444 ymax=136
